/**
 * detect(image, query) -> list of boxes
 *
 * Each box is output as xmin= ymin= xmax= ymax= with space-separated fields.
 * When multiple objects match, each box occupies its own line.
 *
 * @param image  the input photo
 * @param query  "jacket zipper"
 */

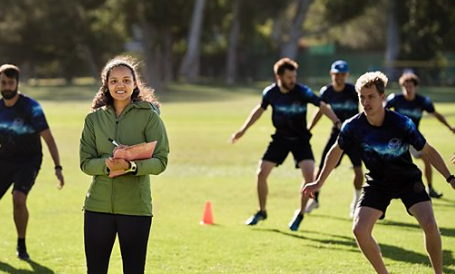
xmin=112 ymin=116 xmax=119 ymax=214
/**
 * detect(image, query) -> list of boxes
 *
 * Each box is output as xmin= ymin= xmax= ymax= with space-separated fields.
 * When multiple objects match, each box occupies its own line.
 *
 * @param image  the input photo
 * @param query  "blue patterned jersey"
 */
xmin=0 ymin=94 xmax=49 ymax=162
xmin=338 ymin=110 xmax=426 ymax=186
xmin=385 ymin=93 xmax=435 ymax=128
xmin=261 ymin=83 xmax=321 ymax=139
xmin=319 ymin=83 xmax=359 ymax=123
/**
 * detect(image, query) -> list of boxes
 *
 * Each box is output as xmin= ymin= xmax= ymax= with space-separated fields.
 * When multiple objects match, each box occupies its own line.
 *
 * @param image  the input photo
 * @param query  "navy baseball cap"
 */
xmin=330 ymin=60 xmax=349 ymax=73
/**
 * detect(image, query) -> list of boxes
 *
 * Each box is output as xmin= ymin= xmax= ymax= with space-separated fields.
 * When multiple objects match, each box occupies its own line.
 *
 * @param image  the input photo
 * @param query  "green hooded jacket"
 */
xmin=80 ymin=101 xmax=169 ymax=216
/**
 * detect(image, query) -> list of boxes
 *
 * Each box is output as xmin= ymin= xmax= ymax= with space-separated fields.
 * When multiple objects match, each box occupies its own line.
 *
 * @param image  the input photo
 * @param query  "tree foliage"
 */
xmin=0 ymin=0 xmax=454 ymax=84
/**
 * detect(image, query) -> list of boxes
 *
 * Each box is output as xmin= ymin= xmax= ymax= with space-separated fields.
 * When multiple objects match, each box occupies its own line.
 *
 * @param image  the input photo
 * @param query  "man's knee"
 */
xmin=257 ymin=169 xmax=269 ymax=181
xmin=352 ymin=223 xmax=370 ymax=240
xmin=256 ymin=162 xmax=274 ymax=181
xmin=421 ymin=218 xmax=439 ymax=235
xmin=13 ymin=191 xmax=27 ymax=209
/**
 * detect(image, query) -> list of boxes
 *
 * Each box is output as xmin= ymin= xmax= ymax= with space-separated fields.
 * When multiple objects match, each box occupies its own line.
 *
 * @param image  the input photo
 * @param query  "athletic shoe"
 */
xmin=304 ymin=199 xmax=319 ymax=214
xmin=350 ymin=199 xmax=359 ymax=218
xmin=428 ymin=187 xmax=443 ymax=199
xmin=245 ymin=210 xmax=267 ymax=225
xmin=289 ymin=210 xmax=304 ymax=231
xmin=350 ymin=204 xmax=356 ymax=218
xmin=16 ymin=246 xmax=30 ymax=261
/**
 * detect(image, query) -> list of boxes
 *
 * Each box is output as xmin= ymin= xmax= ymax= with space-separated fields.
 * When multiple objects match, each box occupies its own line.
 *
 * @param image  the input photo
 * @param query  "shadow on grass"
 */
xmin=22 ymin=85 xmax=97 ymax=102
xmin=256 ymin=228 xmax=455 ymax=273
xmin=0 ymin=259 xmax=55 ymax=274
xmin=254 ymin=228 xmax=358 ymax=253
xmin=432 ymin=196 xmax=455 ymax=208
xmin=22 ymin=83 xmax=262 ymax=104
xmin=20 ymin=83 xmax=455 ymax=105
xmin=310 ymin=212 xmax=455 ymax=237
xmin=378 ymin=220 xmax=455 ymax=238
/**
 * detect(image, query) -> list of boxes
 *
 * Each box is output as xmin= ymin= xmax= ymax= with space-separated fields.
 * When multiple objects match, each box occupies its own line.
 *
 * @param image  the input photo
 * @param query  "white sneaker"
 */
xmin=304 ymin=199 xmax=319 ymax=213
xmin=349 ymin=207 xmax=356 ymax=218
xmin=350 ymin=200 xmax=358 ymax=218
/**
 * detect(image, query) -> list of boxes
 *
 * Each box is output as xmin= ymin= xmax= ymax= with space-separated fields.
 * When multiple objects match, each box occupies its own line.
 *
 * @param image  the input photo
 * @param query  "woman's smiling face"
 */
xmin=107 ymin=65 xmax=137 ymax=103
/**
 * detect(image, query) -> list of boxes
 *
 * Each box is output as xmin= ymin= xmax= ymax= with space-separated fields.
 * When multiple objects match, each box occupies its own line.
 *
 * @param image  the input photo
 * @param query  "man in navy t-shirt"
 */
xmin=385 ymin=72 xmax=455 ymax=198
xmin=306 ymin=60 xmax=363 ymax=217
xmin=0 ymin=64 xmax=65 ymax=260
xmin=303 ymin=71 xmax=455 ymax=274
xmin=230 ymin=58 xmax=340 ymax=231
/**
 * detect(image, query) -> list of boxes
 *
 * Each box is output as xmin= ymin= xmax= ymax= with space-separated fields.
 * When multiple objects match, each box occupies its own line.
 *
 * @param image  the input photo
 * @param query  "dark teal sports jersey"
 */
xmin=261 ymin=83 xmax=321 ymax=139
xmin=0 ymin=94 xmax=49 ymax=163
xmin=338 ymin=110 xmax=426 ymax=186
xmin=385 ymin=93 xmax=435 ymax=128
xmin=319 ymin=83 xmax=358 ymax=123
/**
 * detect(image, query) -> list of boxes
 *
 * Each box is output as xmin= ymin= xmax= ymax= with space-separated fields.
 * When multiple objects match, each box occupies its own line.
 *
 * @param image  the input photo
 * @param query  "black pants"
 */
xmin=84 ymin=210 xmax=152 ymax=274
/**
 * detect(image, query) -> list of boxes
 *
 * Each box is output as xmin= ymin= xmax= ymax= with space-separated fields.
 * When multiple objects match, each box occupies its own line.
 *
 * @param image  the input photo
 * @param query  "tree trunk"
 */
xmin=385 ymin=0 xmax=400 ymax=80
xmin=162 ymin=28 xmax=174 ymax=84
xmin=81 ymin=44 xmax=99 ymax=80
xmin=178 ymin=0 xmax=206 ymax=83
xmin=226 ymin=0 xmax=240 ymax=85
xmin=271 ymin=11 xmax=284 ymax=49
xmin=280 ymin=0 xmax=314 ymax=59
xmin=141 ymin=21 xmax=161 ymax=90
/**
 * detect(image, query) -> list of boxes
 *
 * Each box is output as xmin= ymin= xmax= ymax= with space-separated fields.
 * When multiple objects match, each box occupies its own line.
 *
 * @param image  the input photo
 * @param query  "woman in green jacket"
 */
xmin=80 ymin=56 xmax=169 ymax=274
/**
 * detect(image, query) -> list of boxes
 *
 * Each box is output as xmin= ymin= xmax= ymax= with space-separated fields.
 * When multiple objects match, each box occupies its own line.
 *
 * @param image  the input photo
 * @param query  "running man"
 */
xmin=303 ymin=71 xmax=455 ymax=274
xmin=386 ymin=72 xmax=455 ymax=198
xmin=0 ymin=64 xmax=65 ymax=260
xmin=306 ymin=60 xmax=363 ymax=217
xmin=230 ymin=58 xmax=340 ymax=231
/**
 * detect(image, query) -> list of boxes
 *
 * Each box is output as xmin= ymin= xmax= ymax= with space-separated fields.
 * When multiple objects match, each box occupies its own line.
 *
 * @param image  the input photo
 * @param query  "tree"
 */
xmin=178 ymin=0 xmax=207 ymax=83
xmin=225 ymin=0 xmax=241 ymax=84
xmin=280 ymin=0 xmax=315 ymax=59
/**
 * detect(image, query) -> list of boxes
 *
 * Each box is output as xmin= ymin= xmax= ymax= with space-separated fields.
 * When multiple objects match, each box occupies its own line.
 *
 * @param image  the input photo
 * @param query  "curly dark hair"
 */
xmin=91 ymin=55 xmax=160 ymax=110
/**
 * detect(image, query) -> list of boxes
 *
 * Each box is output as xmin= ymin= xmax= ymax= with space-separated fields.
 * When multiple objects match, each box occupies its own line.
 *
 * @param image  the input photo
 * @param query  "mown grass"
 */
xmin=0 ymin=83 xmax=454 ymax=274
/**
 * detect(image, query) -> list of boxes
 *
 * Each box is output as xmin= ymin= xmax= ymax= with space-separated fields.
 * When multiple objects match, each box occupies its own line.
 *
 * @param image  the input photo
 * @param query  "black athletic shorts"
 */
xmin=0 ymin=160 xmax=41 ymax=198
xmin=262 ymin=134 xmax=314 ymax=168
xmin=358 ymin=179 xmax=430 ymax=220
xmin=319 ymin=127 xmax=362 ymax=169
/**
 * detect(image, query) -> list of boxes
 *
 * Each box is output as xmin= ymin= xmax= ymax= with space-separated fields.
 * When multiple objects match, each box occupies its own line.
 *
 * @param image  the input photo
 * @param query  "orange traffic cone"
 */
xmin=200 ymin=201 xmax=214 ymax=225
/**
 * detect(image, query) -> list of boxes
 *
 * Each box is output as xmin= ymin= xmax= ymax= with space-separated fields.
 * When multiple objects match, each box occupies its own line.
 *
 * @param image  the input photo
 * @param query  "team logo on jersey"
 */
xmin=13 ymin=118 xmax=24 ymax=128
xmin=388 ymin=138 xmax=402 ymax=150
xmin=275 ymin=103 xmax=306 ymax=115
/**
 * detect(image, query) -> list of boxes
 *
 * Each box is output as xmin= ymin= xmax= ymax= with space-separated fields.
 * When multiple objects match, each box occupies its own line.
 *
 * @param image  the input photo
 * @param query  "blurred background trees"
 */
xmin=1 ymin=0 xmax=454 ymax=87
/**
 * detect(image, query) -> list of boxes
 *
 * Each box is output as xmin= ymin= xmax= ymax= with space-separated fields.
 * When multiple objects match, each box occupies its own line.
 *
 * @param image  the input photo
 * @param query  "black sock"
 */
xmin=17 ymin=238 xmax=26 ymax=250
xmin=314 ymin=191 xmax=320 ymax=202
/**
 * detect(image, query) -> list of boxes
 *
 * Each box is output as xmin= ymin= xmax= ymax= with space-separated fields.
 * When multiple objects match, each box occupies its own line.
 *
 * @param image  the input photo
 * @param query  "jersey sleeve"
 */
xmin=30 ymin=101 xmax=49 ymax=132
xmin=260 ymin=87 xmax=271 ymax=110
xmin=422 ymin=96 xmax=435 ymax=113
xmin=384 ymin=93 xmax=395 ymax=109
xmin=403 ymin=116 xmax=426 ymax=150
xmin=303 ymin=86 xmax=321 ymax=107
xmin=337 ymin=121 xmax=353 ymax=151
xmin=319 ymin=86 xmax=328 ymax=103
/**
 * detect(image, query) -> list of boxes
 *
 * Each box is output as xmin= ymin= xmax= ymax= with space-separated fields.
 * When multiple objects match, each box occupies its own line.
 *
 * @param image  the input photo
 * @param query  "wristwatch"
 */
xmin=446 ymin=174 xmax=455 ymax=183
xmin=125 ymin=161 xmax=137 ymax=173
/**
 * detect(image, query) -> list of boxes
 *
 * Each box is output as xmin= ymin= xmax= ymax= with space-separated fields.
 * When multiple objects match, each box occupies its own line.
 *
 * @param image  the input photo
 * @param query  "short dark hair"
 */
xmin=355 ymin=71 xmax=388 ymax=95
xmin=273 ymin=58 xmax=298 ymax=76
xmin=0 ymin=64 xmax=20 ymax=82
xmin=399 ymin=72 xmax=419 ymax=86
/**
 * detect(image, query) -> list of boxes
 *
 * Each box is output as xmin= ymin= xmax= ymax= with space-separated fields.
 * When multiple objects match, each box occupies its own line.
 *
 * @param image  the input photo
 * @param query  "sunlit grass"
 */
xmin=0 ymin=84 xmax=454 ymax=273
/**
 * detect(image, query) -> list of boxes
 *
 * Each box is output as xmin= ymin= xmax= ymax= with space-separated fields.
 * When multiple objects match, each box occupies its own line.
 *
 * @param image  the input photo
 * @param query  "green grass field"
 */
xmin=0 ymin=83 xmax=455 ymax=274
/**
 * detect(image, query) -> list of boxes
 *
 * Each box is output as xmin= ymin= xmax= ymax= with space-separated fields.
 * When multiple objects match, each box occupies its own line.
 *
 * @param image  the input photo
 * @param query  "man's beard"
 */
xmin=282 ymin=82 xmax=295 ymax=91
xmin=1 ymin=88 xmax=18 ymax=100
